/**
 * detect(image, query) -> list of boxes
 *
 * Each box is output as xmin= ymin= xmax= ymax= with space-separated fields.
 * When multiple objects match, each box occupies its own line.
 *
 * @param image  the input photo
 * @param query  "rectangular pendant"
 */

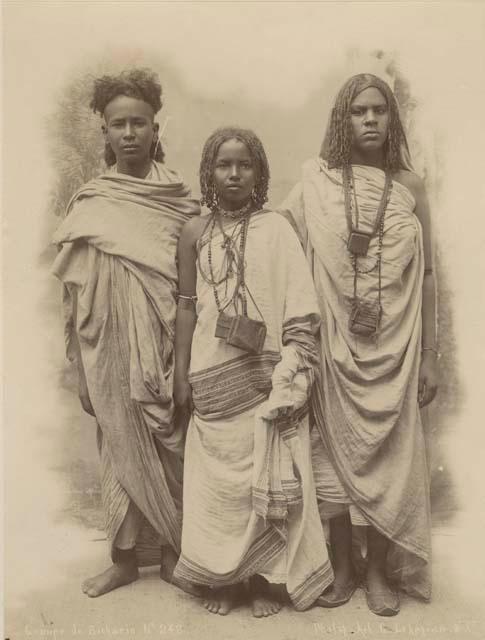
xmin=214 ymin=311 xmax=233 ymax=339
xmin=347 ymin=231 xmax=371 ymax=256
xmin=349 ymin=299 xmax=382 ymax=337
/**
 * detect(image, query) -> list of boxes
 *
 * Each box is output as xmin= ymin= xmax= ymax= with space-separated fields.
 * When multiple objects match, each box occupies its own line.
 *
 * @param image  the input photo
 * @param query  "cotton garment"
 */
xmin=173 ymin=211 xmax=334 ymax=610
xmin=52 ymin=162 xmax=200 ymax=560
xmin=279 ymin=159 xmax=431 ymax=599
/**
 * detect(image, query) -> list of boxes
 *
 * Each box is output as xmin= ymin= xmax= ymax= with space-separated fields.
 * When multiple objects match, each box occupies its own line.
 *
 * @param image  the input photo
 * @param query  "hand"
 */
xmin=174 ymin=373 xmax=194 ymax=415
xmin=418 ymin=352 xmax=438 ymax=408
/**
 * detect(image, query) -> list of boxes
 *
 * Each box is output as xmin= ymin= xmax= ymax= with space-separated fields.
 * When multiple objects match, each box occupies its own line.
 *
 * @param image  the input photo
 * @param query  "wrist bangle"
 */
xmin=422 ymin=346 xmax=440 ymax=359
xmin=177 ymin=294 xmax=197 ymax=303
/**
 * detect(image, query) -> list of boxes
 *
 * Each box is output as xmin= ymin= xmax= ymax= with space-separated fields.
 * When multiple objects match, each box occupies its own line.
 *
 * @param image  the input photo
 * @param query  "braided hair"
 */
xmin=199 ymin=127 xmax=270 ymax=212
xmin=90 ymin=68 xmax=164 ymax=165
xmin=320 ymin=73 xmax=411 ymax=172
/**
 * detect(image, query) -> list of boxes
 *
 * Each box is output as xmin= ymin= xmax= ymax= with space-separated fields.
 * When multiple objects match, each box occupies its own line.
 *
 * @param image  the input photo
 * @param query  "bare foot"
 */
xmin=159 ymin=546 xmax=204 ymax=597
xmin=82 ymin=562 xmax=139 ymax=597
xmin=252 ymin=594 xmax=282 ymax=618
xmin=203 ymin=585 xmax=239 ymax=616
xmin=250 ymin=575 xmax=282 ymax=618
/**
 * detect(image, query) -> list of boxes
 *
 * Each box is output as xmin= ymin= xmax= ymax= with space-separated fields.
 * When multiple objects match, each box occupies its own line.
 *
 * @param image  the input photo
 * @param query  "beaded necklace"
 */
xmin=217 ymin=200 xmax=253 ymax=219
xmin=343 ymin=165 xmax=393 ymax=337
xmin=343 ymin=165 xmax=392 ymax=257
xmin=198 ymin=212 xmax=250 ymax=314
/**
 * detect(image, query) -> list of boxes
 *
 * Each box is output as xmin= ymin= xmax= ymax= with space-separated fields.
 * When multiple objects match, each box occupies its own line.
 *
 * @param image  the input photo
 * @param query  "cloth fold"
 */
xmin=278 ymin=159 xmax=431 ymax=599
xmin=173 ymin=211 xmax=333 ymax=610
xmin=52 ymin=163 xmax=200 ymax=555
xmin=252 ymin=345 xmax=312 ymax=522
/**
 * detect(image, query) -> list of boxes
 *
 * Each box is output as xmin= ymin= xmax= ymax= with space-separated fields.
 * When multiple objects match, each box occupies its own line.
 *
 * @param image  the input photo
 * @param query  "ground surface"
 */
xmin=6 ymin=525 xmax=484 ymax=640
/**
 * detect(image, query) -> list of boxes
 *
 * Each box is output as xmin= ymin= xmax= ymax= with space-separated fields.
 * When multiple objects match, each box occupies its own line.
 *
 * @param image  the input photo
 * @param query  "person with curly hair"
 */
xmin=172 ymin=127 xmax=334 ymax=616
xmin=279 ymin=73 xmax=438 ymax=616
xmin=52 ymin=68 xmax=200 ymax=597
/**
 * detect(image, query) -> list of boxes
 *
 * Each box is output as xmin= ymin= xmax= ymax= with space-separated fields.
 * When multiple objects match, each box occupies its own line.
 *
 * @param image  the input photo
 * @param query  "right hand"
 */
xmin=174 ymin=374 xmax=193 ymax=431
xmin=174 ymin=374 xmax=194 ymax=414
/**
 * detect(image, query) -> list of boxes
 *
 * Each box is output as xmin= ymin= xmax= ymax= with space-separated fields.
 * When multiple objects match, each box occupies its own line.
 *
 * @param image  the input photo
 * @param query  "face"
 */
xmin=350 ymin=86 xmax=390 ymax=155
xmin=103 ymin=95 xmax=158 ymax=167
xmin=213 ymin=138 xmax=256 ymax=210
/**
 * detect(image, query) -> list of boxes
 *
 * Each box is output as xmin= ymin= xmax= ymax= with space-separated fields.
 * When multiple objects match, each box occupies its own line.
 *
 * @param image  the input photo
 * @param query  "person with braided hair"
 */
xmin=279 ymin=73 xmax=438 ymax=615
xmin=172 ymin=127 xmax=333 ymax=616
xmin=52 ymin=68 xmax=200 ymax=597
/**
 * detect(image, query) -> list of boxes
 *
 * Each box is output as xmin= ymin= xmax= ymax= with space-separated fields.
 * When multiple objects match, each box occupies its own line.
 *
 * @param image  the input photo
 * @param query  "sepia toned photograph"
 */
xmin=3 ymin=2 xmax=485 ymax=639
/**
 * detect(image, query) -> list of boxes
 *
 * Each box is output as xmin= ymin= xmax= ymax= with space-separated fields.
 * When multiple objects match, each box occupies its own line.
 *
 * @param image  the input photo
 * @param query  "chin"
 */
xmin=224 ymin=195 xmax=249 ymax=207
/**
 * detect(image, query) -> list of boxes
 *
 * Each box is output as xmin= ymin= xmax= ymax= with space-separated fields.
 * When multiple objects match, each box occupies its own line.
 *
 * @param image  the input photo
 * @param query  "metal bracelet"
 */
xmin=177 ymin=294 xmax=197 ymax=303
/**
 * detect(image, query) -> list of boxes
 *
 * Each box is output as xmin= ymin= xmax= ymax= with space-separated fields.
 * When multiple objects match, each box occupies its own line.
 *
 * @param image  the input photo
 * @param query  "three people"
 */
xmin=54 ymin=69 xmax=437 ymax=616
xmin=52 ymin=69 xmax=200 ymax=597
xmin=279 ymin=73 xmax=437 ymax=616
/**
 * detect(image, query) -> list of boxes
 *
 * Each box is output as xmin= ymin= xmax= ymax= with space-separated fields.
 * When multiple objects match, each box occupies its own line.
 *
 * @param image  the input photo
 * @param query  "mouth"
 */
xmin=226 ymin=184 xmax=243 ymax=190
xmin=122 ymin=145 xmax=139 ymax=151
xmin=362 ymin=131 xmax=379 ymax=138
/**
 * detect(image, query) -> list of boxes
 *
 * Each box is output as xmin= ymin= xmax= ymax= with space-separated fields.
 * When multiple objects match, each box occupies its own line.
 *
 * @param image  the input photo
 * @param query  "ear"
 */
xmin=102 ymin=124 xmax=108 ymax=141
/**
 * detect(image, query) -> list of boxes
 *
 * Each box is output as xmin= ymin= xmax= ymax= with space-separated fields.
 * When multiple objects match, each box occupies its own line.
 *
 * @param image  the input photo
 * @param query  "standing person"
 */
xmin=172 ymin=127 xmax=333 ymax=617
xmin=52 ymin=69 xmax=200 ymax=597
xmin=279 ymin=74 xmax=438 ymax=616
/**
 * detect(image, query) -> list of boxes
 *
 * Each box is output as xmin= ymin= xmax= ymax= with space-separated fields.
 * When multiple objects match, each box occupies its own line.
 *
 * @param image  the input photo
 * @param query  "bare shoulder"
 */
xmin=180 ymin=214 xmax=211 ymax=246
xmin=392 ymin=169 xmax=426 ymax=199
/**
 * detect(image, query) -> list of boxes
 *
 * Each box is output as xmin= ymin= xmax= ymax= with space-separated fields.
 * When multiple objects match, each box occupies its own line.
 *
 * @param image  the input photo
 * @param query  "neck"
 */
xmin=350 ymin=149 xmax=385 ymax=170
xmin=116 ymin=158 xmax=153 ymax=179
xmin=218 ymin=198 xmax=254 ymax=213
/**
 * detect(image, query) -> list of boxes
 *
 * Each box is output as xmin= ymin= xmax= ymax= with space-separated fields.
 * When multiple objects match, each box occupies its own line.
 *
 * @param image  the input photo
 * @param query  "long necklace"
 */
xmin=343 ymin=166 xmax=392 ymax=337
xmin=343 ymin=165 xmax=392 ymax=257
xmin=198 ymin=213 xmax=249 ymax=313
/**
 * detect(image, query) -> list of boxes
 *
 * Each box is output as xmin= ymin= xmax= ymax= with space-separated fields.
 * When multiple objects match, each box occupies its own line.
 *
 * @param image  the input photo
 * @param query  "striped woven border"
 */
xmin=190 ymin=351 xmax=281 ymax=420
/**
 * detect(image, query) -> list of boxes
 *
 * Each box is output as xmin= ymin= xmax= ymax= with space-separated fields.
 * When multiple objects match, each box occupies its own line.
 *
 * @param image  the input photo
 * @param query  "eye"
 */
xmin=351 ymin=108 xmax=365 ymax=116
xmin=376 ymin=106 xmax=387 ymax=115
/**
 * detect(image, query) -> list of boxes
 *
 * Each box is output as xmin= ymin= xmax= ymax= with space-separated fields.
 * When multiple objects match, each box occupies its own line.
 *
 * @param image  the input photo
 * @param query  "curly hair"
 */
xmin=199 ymin=127 xmax=270 ymax=212
xmin=90 ymin=68 xmax=164 ymax=165
xmin=320 ymin=73 xmax=411 ymax=172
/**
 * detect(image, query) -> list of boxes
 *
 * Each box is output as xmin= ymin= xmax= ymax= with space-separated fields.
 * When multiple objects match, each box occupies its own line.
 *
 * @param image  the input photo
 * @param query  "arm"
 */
xmin=264 ymin=218 xmax=321 ymax=419
xmin=173 ymin=218 xmax=202 ymax=424
xmin=71 ymin=288 xmax=95 ymax=416
xmin=413 ymin=175 xmax=439 ymax=408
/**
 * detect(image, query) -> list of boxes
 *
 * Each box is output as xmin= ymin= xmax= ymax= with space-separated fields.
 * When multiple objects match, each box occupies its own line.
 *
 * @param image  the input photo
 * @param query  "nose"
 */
xmin=123 ymin=123 xmax=135 ymax=139
xmin=229 ymin=164 xmax=240 ymax=180
xmin=364 ymin=109 xmax=377 ymax=125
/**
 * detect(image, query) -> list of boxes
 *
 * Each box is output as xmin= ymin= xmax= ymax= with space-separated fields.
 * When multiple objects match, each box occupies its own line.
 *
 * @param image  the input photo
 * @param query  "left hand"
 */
xmin=418 ymin=352 xmax=438 ymax=407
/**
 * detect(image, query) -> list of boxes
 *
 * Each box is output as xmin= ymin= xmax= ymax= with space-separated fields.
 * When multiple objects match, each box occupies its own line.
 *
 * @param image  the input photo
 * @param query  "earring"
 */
xmin=152 ymin=136 xmax=162 ymax=159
